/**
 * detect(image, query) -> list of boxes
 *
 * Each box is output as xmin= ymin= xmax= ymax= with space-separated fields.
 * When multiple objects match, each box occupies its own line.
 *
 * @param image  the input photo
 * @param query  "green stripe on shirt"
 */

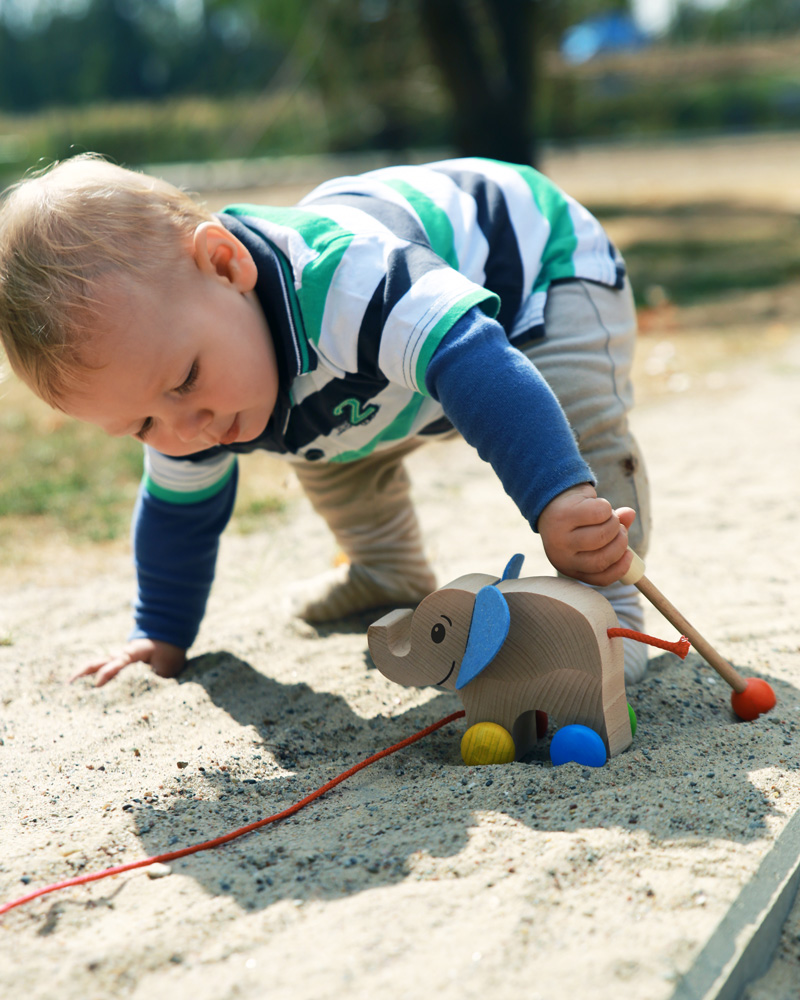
xmin=223 ymin=204 xmax=353 ymax=347
xmin=505 ymin=163 xmax=579 ymax=291
xmin=383 ymin=178 xmax=459 ymax=269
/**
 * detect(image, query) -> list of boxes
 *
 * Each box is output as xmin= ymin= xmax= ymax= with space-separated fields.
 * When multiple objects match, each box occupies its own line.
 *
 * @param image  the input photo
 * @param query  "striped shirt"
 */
xmin=143 ymin=157 xmax=623 ymax=504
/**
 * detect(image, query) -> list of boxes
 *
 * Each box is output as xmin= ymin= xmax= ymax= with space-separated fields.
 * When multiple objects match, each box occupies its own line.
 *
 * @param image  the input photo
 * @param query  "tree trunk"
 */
xmin=418 ymin=0 xmax=538 ymax=166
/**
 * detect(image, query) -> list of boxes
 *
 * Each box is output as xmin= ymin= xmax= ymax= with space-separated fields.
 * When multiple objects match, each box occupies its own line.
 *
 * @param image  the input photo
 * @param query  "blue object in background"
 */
xmin=561 ymin=13 xmax=649 ymax=65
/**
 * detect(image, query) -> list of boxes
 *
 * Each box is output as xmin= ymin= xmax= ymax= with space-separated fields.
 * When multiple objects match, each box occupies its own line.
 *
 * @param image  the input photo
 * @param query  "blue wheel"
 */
xmin=550 ymin=724 xmax=607 ymax=767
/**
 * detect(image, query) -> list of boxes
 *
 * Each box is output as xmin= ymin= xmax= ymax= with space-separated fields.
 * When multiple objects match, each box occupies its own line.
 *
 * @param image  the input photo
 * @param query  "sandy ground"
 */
xmin=2 ymin=136 xmax=800 ymax=999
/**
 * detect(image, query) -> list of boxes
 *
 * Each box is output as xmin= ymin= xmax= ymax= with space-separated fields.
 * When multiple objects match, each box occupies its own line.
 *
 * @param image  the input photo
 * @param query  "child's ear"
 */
xmin=192 ymin=221 xmax=257 ymax=292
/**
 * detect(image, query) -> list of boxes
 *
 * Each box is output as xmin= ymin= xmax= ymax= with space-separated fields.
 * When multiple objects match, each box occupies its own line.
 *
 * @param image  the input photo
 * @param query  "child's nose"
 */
xmin=174 ymin=407 xmax=213 ymax=443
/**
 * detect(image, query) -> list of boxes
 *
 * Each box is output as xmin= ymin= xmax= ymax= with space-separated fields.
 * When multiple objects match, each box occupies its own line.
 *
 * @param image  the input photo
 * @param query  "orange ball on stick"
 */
xmin=730 ymin=677 xmax=777 ymax=721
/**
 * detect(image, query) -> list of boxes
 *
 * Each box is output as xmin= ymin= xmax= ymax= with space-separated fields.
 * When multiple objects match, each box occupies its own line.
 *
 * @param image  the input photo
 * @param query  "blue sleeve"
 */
xmin=425 ymin=307 xmax=593 ymax=530
xmin=128 ymin=464 xmax=238 ymax=649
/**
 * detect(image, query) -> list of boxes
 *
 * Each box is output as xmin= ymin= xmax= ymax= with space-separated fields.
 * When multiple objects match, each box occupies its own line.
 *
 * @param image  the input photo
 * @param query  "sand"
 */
xmin=1 ymin=136 xmax=800 ymax=1000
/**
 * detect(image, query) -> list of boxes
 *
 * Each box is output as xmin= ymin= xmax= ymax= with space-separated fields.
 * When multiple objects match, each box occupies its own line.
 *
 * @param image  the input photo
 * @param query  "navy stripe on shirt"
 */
xmin=305 ymin=192 xmax=430 ymax=247
xmin=436 ymin=167 xmax=525 ymax=333
xmin=282 ymin=374 xmax=389 ymax=452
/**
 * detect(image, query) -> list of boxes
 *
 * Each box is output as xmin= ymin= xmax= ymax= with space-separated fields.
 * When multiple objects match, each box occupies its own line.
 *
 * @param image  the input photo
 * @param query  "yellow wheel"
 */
xmin=460 ymin=722 xmax=515 ymax=765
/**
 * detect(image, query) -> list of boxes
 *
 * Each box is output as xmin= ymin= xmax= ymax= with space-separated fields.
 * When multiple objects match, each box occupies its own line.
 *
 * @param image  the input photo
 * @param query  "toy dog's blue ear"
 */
xmin=456 ymin=585 xmax=510 ymax=689
xmin=501 ymin=553 xmax=524 ymax=580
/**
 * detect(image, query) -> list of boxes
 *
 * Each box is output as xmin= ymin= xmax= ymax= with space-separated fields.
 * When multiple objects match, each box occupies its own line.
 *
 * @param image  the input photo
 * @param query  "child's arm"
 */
xmin=71 ymin=450 xmax=238 ymax=685
xmin=426 ymin=307 xmax=633 ymax=585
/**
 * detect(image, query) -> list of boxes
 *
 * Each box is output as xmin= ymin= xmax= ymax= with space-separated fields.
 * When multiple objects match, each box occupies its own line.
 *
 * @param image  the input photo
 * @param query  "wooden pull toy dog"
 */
xmin=368 ymin=555 xmax=690 ymax=768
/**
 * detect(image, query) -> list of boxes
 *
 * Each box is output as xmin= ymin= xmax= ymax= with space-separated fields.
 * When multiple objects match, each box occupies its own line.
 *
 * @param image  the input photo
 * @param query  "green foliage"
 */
xmin=0 ymin=0 xmax=574 ymax=166
xmin=0 ymin=0 xmax=283 ymax=110
xmin=541 ymin=43 xmax=800 ymax=141
xmin=3 ymin=0 xmax=800 ymax=176
xmin=670 ymin=0 xmax=800 ymax=43
xmin=0 ymin=93 xmax=329 ymax=189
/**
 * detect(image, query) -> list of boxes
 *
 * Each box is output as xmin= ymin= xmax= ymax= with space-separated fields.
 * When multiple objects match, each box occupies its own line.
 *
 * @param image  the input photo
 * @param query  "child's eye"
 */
xmin=175 ymin=361 xmax=199 ymax=395
xmin=136 ymin=417 xmax=154 ymax=441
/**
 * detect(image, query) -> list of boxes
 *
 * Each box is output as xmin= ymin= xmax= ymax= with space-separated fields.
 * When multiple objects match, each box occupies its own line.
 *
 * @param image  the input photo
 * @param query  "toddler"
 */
xmin=0 ymin=154 xmax=650 ymax=686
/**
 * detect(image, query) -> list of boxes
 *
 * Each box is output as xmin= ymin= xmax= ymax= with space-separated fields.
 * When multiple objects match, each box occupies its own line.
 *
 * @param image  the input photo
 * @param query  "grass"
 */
xmin=0 ymin=376 xmax=288 ymax=571
xmin=592 ymin=202 xmax=800 ymax=307
xmin=627 ymin=239 xmax=800 ymax=303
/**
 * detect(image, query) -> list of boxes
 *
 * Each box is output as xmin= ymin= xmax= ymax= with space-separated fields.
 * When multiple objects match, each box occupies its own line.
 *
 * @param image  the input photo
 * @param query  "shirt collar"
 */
xmin=216 ymin=211 xmax=313 ymax=385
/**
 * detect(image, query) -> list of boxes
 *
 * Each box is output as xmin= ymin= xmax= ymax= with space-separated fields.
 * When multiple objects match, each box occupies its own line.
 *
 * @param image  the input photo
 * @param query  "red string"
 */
xmin=607 ymin=627 xmax=691 ymax=659
xmin=0 ymin=709 xmax=466 ymax=917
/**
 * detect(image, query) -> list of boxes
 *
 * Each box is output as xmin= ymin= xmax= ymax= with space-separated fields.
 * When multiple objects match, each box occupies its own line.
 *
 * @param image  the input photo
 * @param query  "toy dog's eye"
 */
xmin=431 ymin=623 xmax=446 ymax=644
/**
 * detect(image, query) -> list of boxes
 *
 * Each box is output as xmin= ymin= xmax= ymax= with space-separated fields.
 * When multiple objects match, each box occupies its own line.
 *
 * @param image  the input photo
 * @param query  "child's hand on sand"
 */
xmin=538 ymin=483 xmax=636 ymax=586
xmin=70 ymin=638 xmax=187 ymax=687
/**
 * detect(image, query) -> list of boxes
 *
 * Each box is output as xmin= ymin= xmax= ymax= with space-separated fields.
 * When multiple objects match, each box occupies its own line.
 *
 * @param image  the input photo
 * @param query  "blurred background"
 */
xmin=2 ymin=0 xmax=800 ymax=180
xmin=1 ymin=0 xmax=800 ymax=587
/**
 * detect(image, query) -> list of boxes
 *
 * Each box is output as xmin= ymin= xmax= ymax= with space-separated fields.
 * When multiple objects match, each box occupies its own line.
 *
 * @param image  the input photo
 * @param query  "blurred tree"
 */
xmin=205 ymin=0 xmax=426 ymax=151
xmin=206 ymin=0 xmax=636 ymax=164
xmin=207 ymin=0 xmax=542 ymax=160
xmin=0 ymin=0 xmax=642 ymax=164
xmin=0 ymin=0 xmax=282 ymax=111
xmin=417 ymin=0 xmax=538 ymax=164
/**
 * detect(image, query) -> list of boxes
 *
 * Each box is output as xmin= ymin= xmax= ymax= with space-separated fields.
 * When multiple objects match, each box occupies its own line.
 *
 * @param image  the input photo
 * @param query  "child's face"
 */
xmin=62 ymin=225 xmax=279 ymax=457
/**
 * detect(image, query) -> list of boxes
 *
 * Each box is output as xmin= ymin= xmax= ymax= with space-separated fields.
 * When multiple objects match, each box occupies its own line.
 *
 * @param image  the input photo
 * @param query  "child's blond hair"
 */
xmin=0 ymin=154 xmax=213 ymax=408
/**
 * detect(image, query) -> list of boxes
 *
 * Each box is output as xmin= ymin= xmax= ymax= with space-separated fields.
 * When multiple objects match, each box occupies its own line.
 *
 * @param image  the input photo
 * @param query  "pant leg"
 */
xmin=519 ymin=277 xmax=651 ymax=557
xmin=290 ymin=440 xmax=436 ymax=620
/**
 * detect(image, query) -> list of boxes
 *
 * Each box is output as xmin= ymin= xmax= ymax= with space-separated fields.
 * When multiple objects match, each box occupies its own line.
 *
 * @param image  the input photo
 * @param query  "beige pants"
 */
xmin=291 ymin=438 xmax=436 ymax=618
xmin=293 ymin=277 xmax=650 ymax=615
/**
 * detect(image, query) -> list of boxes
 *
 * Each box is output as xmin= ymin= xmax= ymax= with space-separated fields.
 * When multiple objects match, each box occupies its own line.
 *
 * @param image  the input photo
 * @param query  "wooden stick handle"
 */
xmin=620 ymin=549 xmax=747 ymax=694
